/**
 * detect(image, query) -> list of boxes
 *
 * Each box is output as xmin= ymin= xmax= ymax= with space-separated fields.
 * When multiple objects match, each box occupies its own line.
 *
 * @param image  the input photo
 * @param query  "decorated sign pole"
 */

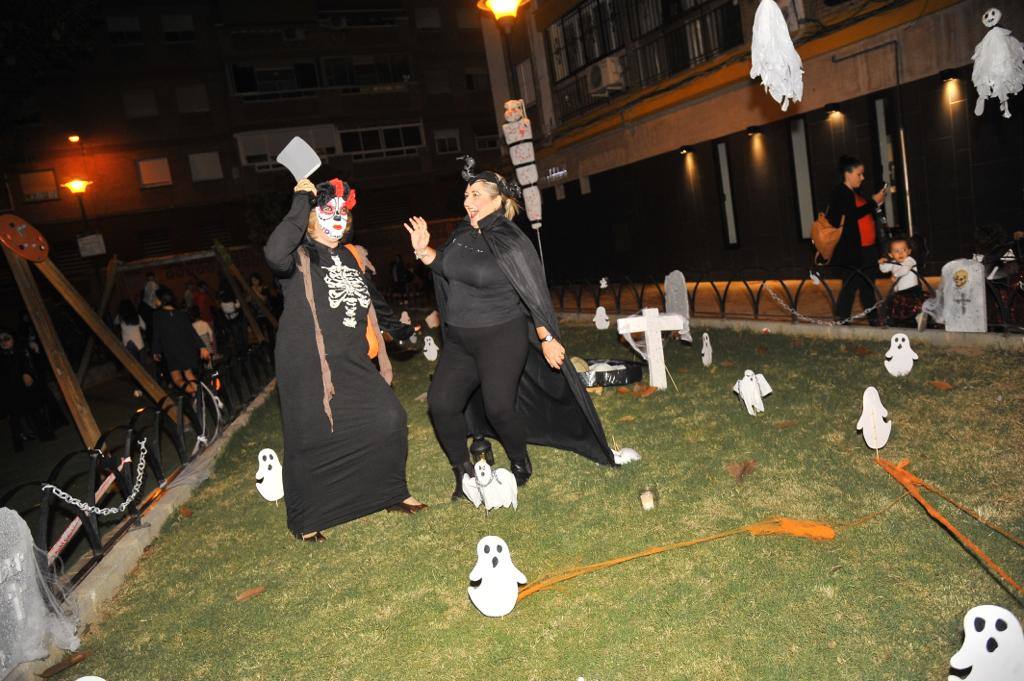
xmin=501 ymin=99 xmax=545 ymax=267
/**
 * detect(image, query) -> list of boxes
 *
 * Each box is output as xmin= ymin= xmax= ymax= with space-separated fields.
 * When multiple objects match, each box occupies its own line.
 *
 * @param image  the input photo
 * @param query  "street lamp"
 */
xmin=61 ymin=179 xmax=92 ymax=228
xmin=477 ymin=0 xmax=530 ymax=99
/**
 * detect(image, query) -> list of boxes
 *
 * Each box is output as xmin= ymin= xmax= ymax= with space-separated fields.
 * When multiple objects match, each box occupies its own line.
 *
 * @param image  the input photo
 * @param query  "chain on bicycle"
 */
xmin=41 ymin=438 xmax=150 ymax=516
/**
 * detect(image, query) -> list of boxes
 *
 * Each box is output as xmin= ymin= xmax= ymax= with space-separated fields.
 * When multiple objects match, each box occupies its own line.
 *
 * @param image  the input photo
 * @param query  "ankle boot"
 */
xmin=510 ymin=453 xmax=532 ymax=487
xmin=451 ymin=461 xmax=474 ymax=501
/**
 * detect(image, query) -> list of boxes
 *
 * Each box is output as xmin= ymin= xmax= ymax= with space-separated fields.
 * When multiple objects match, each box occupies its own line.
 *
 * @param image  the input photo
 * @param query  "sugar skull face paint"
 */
xmin=316 ymin=197 xmax=351 ymax=241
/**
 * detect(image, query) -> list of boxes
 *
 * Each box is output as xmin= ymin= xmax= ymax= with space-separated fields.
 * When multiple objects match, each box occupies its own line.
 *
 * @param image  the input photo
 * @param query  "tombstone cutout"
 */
xmin=663 ymin=270 xmax=692 ymax=342
xmin=922 ymin=258 xmax=987 ymax=332
xmin=617 ymin=308 xmax=687 ymax=389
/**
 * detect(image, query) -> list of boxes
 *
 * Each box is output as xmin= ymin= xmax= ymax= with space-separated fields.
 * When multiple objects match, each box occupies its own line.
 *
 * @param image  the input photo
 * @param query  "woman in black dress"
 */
xmin=265 ymin=178 xmax=425 ymax=543
xmin=825 ymin=155 xmax=888 ymax=324
xmin=405 ymin=161 xmax=615 ymax=501
xmin=151 ymin=289 xmax=209 ymax=395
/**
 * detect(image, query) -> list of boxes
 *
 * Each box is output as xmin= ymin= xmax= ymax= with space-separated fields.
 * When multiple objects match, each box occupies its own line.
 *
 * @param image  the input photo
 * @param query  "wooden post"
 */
xmin=212 ymin=241 xmax=267 ymax=344
xmin=33 ymin=257 xmax=175 ymax=421
xmin=76 ymin=255 xmax=119 ymax=383
xmin=3 ymin=249 xmax=102 ymax=448
xmin=213 ymin=242 xmax=278 ymax=329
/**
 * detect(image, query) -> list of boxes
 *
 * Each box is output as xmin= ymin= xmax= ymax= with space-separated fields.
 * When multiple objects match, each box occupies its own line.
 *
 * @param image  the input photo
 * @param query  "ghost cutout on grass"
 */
xmin=593 ymin=306 xmax=610 ymax=331
xmin=422 ymin=336 xmax=439 ymax=362
xmin=750 ymin=0 xmax=804 ymax=111
xmin=255 ymin=448 xmax=284 ymax=502
xmin=884 ymin=333 xmax=918 ymax=377
xmin=468 ymin=535 xmax=527 ymax=618
xmin=462 ymin=460 xmax=518 ymax=511
xmin=856 ymin=387 xmax=891 ymax=450
xmin=612 ymin=447 xmax=641 ymax=465
xmin=972 ymin=8 xmax=1024 ymax=119
xmin=701 ymin=332 xmax=713 ymax=368
xmin=733 ymin=370 xmax=772 ymax=416
xmin=948 ymin=605 xmax=1024 ymax=681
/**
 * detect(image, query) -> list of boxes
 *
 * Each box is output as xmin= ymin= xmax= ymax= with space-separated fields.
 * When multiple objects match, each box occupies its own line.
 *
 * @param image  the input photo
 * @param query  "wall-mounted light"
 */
xmin=679 ymin=146 xmax=693 ymax=156
xmin=941 ymin=69 xmax=959 ymax=83
xmin=825 ymin=102 xmax=841 ymax=115
xmin=61 ymin=179 xmax=92 ymax=194
xmin=746 ymin=126 xmax=762 ymax=137
xmin=67 ymin=134 xmax=81 ymax=144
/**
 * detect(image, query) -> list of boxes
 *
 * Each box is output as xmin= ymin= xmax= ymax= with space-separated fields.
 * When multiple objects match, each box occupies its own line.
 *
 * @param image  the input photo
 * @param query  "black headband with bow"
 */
xmin=459 ymin=155 xmax=521 ymax=199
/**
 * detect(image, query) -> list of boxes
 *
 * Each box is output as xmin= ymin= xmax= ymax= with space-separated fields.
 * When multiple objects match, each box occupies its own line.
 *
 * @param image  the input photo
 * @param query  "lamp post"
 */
xmin=61 ymin=179 xmax=92 ymax=229
xmin=477 ymin=0 xmax=530 ymax=100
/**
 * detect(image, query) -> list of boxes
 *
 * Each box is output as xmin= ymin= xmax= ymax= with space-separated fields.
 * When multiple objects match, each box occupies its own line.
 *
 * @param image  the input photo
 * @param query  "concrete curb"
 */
xmin=8 ymin=380 xmax=277 ymax=681
xmin=558 ymin=313 xmax=1024 ymax=352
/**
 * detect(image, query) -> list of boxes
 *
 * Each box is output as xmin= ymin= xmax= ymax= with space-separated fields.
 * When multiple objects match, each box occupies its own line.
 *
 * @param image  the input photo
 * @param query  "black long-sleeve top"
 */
xmin=825 ymin=183 xmax=879 ymax=268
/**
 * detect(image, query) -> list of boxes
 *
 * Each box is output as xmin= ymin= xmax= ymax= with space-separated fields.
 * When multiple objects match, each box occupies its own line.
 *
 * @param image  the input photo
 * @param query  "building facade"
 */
xmin=480 ymin=0 xmax=1024 ymax=282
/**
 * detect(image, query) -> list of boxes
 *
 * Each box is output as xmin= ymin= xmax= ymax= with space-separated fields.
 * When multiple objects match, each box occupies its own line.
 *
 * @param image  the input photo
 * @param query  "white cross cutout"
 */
xmin=616 ymin=308 xmax=687 ymax=389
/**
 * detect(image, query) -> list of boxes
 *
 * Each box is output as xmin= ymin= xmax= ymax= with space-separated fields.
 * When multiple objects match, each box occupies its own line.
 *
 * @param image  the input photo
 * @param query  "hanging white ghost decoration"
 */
xmin=884 ymin=333 xmax=918 ymax=377
xmin=462 ymin=460 xmax=518 ymax=511
xmin=972 ymin=8 xmax=1024 ymax=119
xmin=750 ymin=0 xmax=804 ymax=111
xmin=733 ymin=370 xmax=772 ymax=415
xmin=948 ymin=605 xmax=1024 ymax=681
xmin=422 ymin=336 xmax=439 ymax=361
xmin=593 ymin=306 xmax=610 ymax=330
xmin=0 ymin=508 xmax=79 ymax=678
xmin=856 ymin=386 xmax=891 ymax=450
xmin=255 ymin=448 xmax=284 ymax=502
xmin=468 ymin=536 xmax=527 ymax=617
xmin=701 ymin=332 xmax=713 ymax=368
xmin=599 ymin=277 xmax=609 ymax=289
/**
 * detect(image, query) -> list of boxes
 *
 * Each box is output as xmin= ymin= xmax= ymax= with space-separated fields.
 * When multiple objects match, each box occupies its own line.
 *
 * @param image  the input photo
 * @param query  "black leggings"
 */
xmin=428 ymin=316 xmax=530 ymax=468
xmin=834 ymin=253 xmax=880 ymax=324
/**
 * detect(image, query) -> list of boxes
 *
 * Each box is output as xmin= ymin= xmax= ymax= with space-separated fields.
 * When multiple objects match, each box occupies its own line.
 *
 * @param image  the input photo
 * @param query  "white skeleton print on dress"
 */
xmin=321 ymin=254 xmax=369 ymax=327
xmin=948 ymin=605 xmax=1024 ymax=681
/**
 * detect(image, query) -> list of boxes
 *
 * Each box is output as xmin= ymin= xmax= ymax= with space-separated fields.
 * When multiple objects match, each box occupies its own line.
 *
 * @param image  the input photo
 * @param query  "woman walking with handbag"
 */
xmin=825 ymin=155 xmax=888 ymax=324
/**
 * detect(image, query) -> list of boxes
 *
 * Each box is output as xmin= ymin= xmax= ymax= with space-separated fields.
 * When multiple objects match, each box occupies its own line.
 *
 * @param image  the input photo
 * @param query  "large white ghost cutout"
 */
xmin=468 ymin=536 xmax=527 ymax=617
xmin=462 ymin=460 xmax=518 ymax=511
xmin=593 ymin=306 xmax=610 ymax=330
xmin=733 ymin=370 xmax=772 ymax=415
xmin=422 ymin=336 xmax=439 ymax=362
xmin=856 ymin=387 xmax=891 ymax=450
xmin=884 ymin=333 xmax=919 ymax=377
xmin=701 ymin=332 xmax=713 ymax=368
xmin=255 ymin=448 xmax=284 ymax=502
xmin=948 ymin=605 xmax=1024 ymax=681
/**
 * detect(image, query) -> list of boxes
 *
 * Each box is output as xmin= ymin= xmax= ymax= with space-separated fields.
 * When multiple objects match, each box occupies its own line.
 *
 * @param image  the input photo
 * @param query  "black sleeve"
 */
xmin=851 ymin=192 xmax=875 ymax=220
xmin=825 ymin=185 xmax=848 ymax=228
xmin=428 ymin=231 xmax=458 ymax=277
xmin=264 ymin=192 xmax=313 ymax=277
xmin=366 ymin=275 xmax=414 ymax=340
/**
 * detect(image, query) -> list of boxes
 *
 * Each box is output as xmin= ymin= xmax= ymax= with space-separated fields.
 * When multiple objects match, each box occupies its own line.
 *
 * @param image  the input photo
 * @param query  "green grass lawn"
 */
xmin=67 ymin=326 xmax=1023 ymax=680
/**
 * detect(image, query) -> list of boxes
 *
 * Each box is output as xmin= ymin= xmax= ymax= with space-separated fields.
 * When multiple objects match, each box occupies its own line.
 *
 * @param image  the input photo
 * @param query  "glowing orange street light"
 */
xmin=67 ymin=134 xmax=81 ymax=143
xmin=61 ymin=179 xmax=92 ymax=194
xmin=476 ymin=0 xmax=530 ymax=22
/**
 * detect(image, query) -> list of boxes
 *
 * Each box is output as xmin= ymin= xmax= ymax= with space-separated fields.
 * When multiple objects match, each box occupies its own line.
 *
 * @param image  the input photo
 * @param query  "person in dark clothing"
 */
xmin=825 ymin=155 xmax=888 ymax=324
xmin=0 ymin=328 xmax=54 ymax=451
xmin=217 ymin=285 xmax=249 ymax=357
xmin=406 ymin=158 xmax=616 ymax=501
xmin=151 ymin=289 xmax=209 ymax=395
xmin=264 ymin=177 xmax=425 ymax=543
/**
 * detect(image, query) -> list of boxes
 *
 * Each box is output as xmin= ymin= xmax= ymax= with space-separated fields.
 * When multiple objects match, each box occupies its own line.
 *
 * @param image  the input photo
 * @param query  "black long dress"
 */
xmin=265 ymin=192 xmax=414 ymax=536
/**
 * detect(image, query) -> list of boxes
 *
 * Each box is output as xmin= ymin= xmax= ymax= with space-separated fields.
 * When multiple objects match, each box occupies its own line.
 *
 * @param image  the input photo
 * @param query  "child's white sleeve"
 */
xmin=892 ymin=257 xmax=915 ymax=277
xmin=878 ymin=262 xmax=894 ymax=273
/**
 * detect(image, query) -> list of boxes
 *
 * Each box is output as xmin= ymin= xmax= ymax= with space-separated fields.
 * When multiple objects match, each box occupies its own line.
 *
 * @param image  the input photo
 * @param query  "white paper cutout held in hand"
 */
xmin=255 ymin=448 xmax=284 ymax=502
xmin=948 ymin=605 xmax=1024 ymax=681
xmin=275 ymin=137 xmax=322 ymax=181
xmin=733 ymin=370 xmax=772 ymax=415
xmin=856 ymin=387 xmax=891 ymax=450
xmin=884 ymin=333 xmax=918 ymax=377
xmin=593 ymin=306 xmax=610 ymax=330
xmin=462 ymin=460 xmax=518 ymax=511
xmin=468 ymin=536 xmax=527 ymax=617
xmin=422 ymin=336 xmax=439 ymax=361
xmin=701 ymin=332 xmax=713 ymax=368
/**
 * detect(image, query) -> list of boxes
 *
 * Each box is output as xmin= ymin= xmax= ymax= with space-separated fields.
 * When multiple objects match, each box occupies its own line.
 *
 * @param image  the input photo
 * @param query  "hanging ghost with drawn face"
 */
xmin=856 ymin=387 xmax=891 ymax=450
xmin=971 ymin=8 xmax=1024 ymax=119
xmin=948 ymin=605 xmax=1024 ymax=681
xmin=884 ymin=333 xmax=918 ymax=377
xmin=255 ymin=449 xmax=284 ymax=502
xmin=733 ymin=370 xmax=772 ymax=415
xmin=468 ymin=536 xmax=527 ymax=617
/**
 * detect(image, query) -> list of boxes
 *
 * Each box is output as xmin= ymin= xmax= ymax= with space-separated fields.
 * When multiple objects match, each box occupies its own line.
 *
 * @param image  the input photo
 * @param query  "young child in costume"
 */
xmin=878 ymin=237 xmax=924 ymax=325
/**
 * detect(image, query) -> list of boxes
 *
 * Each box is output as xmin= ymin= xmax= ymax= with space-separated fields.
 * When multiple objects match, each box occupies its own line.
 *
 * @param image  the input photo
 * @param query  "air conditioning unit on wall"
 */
xmin=587 ymin=57 xmax=624 ymax=97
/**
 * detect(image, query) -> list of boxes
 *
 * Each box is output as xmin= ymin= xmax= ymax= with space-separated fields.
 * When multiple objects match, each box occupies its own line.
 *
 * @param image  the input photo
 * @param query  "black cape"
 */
xmin=432 ymin=212 xmax=615 ymax=466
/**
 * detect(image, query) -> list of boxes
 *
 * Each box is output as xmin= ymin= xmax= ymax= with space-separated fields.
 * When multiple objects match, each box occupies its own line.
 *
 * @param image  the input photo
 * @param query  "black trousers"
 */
xmin=835 ymin=248 xmax=880 ymax=324
xmin=428 ymin=316 xmax=529 ymax=468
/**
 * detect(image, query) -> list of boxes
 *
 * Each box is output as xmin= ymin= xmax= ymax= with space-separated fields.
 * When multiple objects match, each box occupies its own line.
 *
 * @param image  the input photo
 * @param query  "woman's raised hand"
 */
xmin=404 ymin=216 xmax=430 ymax=252
xmin=294 ymin=179 xmax=317 ymax=195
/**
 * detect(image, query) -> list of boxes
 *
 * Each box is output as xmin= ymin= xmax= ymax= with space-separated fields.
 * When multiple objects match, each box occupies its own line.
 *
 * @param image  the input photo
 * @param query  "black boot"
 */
xmin=510 ymin=453 xmax=532 ymax=487
xmin=451 ymin=461 xmax=474 ymax=502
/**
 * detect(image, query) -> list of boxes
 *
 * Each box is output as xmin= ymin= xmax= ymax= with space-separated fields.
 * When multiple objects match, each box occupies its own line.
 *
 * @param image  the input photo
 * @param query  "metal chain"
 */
xmin=41 ymin=438 xmax=150 ymax=517
xmin=764 ymin=284 xmax=884 ymax=326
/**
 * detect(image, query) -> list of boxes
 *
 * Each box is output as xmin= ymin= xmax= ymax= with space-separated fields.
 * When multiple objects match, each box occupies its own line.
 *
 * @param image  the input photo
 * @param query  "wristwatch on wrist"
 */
xmin=541 ymin=334 xmax=555 ymax=343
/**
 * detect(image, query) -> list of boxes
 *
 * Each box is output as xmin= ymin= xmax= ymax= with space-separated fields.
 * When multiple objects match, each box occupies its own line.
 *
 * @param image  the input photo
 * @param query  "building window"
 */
xmin=122 ymin=89 xmax=158 ymax=118
xmin=456 ymin=8 xmax=479 ymax=29
xmin=516 ymin=59 xmax=536 ymax=105
xmin=106 ymin=16 xmax=142 ymax=45
xmin=235 ymin=125 xmax=338 ymax=170
xmin=475 ymin=133 xmax=499 ymax=152
xmin=415 ymin=7 xmax=441 ymax=30
xmin=424 ymin=70 xmax=451 ymax=94
xmin=161 ymin=14 xmax=195 ymax=42
xmin=715 ymin=141 xmax=738 ymax=246
xmin=789 ymin=118 xmax=814 ymax=240
xmin=465 ymin=69 xmax=490 ymax=92
xmin=232 ymin=63 xmax=319 ymax=99
xmin=188 ymin=152 xmax=223 ymax=182
xmin=317 ymin=8 xmax=409 ymax=28
xmin=322 ymin=54 xmax=410 ymax=91
xmin=137 ymin=157 xmax=173 ymax=188
xmin=546 ymin=0 xmax=621 ymax=82
xmin=176 ymin=84 xmax=210 ymax=113
xmin=339 ymin=123 xmax=424 ymax=161
xmin=19 ymin=170 xmax=59 ymax=202
xmin=434 ymin=129 xmax=461 ymax=155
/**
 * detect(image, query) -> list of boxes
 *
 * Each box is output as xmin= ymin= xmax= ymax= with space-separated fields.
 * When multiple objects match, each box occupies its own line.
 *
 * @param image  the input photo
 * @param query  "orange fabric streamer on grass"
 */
xmin=517 ymin=516 xmax=835 ymax=602
xmin=875 ymin=456 xmax=1023 ymax=595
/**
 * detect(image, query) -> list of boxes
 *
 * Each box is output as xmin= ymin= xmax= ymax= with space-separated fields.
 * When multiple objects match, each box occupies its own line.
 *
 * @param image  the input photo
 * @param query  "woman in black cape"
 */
xmin=265 ymin=178 xmax=425 ymax=542
xmin=405 ymin=160 xmax=615 ymax=501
